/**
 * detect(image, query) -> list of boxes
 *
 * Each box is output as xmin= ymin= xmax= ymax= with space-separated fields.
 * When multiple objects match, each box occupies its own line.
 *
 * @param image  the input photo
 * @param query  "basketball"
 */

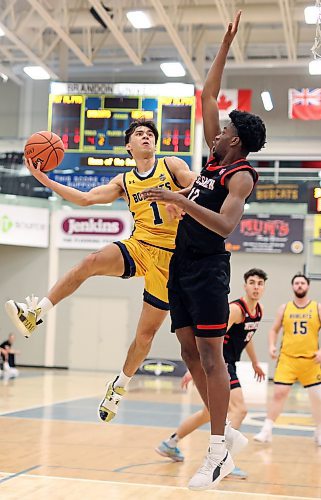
xmin=24 ymin=131 xmax=65 ymax=172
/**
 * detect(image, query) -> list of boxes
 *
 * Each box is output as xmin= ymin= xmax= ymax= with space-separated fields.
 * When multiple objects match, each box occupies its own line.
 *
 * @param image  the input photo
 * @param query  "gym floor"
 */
xmin=0 ymin=369 xmax=320 ymax=500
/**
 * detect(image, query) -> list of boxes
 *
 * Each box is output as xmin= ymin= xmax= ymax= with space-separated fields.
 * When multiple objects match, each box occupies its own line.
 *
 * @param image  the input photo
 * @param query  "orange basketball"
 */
xmin=24 ymin=131 xmax=65 ymax=172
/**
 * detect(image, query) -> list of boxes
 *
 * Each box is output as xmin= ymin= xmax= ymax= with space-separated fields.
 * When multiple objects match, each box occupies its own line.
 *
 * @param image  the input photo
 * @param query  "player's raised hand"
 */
xmin=25 ymin=157 xmax=44 ymax=176
xmin=25 ymin=157 xmax=51 ymax=187
xmin=223 ymin=10 xmax=241 ymax=46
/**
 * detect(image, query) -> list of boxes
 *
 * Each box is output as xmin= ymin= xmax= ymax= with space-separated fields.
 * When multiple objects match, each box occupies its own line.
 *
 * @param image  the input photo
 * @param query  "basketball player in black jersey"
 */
xmin=144 ymin=11 xmax=266 ymax=490
xmin=156 ymin=268 xmax=267 ymax=480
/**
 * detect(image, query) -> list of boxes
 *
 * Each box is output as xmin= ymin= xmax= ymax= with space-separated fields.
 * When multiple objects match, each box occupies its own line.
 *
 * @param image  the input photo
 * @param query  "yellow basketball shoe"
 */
xmin=98 ymin=379 xmax=126 ymax=423
xmin=5 ymin=295 xmax=43 ymax=338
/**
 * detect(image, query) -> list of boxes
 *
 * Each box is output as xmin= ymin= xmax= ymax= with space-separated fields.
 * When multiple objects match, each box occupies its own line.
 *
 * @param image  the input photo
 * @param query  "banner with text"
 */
xmin=0 ymin=204 xmax=49 ymax=248
xmin=248 ymin=182 xmax=307 ymax=203
xmin=226 ymin=215 xmax=304 ymax=254
xmin=56 ymin=210 xmax=133 ymax=249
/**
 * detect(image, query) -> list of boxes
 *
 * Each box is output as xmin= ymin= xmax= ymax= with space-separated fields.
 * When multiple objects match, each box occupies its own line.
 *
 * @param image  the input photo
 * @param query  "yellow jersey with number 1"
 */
xmin=123 ymin=158 xmax=182 ymax=250
xmin=281 ymin=300 xmax=321 ymax=358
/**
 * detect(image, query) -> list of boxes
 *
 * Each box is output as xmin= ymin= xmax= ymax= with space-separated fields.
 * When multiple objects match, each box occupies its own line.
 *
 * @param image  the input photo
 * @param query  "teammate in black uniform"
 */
xmin=155 ymin=268 xmax=267 ymax=480
xmin=144 ymin=11 xmax=266 ymax=490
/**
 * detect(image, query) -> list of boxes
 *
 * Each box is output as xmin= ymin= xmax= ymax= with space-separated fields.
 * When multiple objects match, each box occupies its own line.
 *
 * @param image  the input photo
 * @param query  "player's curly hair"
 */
xmin=229 ymin=110 xmax=266 ymax=153
xmin=125 ymin=119 xmax=159 ymax=147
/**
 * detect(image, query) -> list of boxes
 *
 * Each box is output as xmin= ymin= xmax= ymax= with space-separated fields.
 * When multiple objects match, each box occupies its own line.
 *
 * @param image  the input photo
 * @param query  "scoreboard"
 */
xmin=48 ymin=93 xmax=195 ymax=156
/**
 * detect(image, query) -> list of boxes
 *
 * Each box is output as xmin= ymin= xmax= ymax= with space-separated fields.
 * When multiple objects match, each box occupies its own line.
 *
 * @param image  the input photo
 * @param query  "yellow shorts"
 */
xmin=274 ymin=352 xmax=321 ymax=388
xmin=115 ymin=238 xmax=173 ymax=310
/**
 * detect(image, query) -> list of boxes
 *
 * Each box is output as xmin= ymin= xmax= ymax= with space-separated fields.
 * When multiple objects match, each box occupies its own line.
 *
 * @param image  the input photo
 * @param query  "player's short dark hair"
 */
xmin=125 ymin=119 xmax=159 ymax=147
xmin=229 ymin=110 xmax=266 ymax=153
xmin=244 ymin=268 xmax=268 ymax=282
xmin=291 ymin=273 xmax=310 ymax=285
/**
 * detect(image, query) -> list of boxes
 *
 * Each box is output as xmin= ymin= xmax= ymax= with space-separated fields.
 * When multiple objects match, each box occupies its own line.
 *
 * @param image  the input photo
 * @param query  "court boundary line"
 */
xmin=0 ymin=471 xmax=318 ymax=499
xmin=0 ymin=465 xmax=40 ymax=484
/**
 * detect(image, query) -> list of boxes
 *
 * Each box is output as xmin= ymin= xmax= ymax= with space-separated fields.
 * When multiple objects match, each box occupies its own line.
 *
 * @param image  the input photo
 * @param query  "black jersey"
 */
xmin=175 ymin=156 xmax=258 ymax=255
xmin=223 ymin=298 xmax=263 ymax=363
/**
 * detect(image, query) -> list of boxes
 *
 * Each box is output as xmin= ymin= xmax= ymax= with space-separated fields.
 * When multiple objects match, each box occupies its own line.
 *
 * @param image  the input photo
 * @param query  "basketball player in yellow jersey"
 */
xmin=254 ymin=273 xmax=321 ymax=446
xmin=5 ymin=119 xmax=195 ymax=422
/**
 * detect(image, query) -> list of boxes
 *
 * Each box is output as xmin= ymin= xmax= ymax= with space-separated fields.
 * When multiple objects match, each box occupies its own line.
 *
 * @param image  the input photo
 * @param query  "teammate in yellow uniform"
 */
xmin=5 ymin=119 xmax=195 ymax=421
xmin=254 ymin=273 xmax=321 ymax=446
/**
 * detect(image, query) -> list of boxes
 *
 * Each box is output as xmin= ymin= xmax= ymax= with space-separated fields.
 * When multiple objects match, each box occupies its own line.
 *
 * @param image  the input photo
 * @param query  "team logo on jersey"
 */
xmin=159 ymin=173 xmax=166 ymax=181
xmin=245 ymin=321 xmax=259 ymax=330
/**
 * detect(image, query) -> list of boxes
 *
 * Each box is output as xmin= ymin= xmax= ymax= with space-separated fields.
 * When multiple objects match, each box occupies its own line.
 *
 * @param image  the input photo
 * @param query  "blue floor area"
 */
xmin=2 ymin=398 xmax=204 ymax=428
xmin=1 ymin=397 xmax=315 ymax=436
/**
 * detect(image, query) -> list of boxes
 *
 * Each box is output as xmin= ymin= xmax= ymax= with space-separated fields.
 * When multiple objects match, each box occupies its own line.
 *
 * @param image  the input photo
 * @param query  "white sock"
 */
xmin=166 ymin=433 xmax=179 ymax=447
xmin=263 ymin=418 xmax=274 ymax=430
xmin=113 ymin=371 xmax=132 ymax=389
xmin=209 ymin=435 xmax=226 ymax=456
xmin=37 ymin=297 xmax=53 ymax=318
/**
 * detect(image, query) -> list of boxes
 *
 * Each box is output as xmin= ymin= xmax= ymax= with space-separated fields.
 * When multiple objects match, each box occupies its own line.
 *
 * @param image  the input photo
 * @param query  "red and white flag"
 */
xmin=217 ymin=89 xmax=252 ymax=120
xmin=195 ymin=89 xmax=252 ymax=122
xmin=288 ymin=88 xmax=321 ymax=120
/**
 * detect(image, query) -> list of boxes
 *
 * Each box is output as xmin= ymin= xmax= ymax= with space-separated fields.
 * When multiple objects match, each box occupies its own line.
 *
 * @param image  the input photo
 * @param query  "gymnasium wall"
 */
xmin=0 ymin=213 xmax=319 ymax=376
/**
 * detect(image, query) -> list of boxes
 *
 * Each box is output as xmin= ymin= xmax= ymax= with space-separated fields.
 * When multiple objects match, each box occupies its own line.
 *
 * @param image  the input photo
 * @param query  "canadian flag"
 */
xmin=195 ymin=89 xmax=252 ymax=122
xmin=288 ymin=88 xmax=321 ymax=120
xmin=217 ymin=89 xmax=252 ymax=120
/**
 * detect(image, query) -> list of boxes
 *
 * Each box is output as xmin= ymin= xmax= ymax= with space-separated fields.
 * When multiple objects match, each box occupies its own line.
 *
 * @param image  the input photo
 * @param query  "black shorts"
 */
xmin=227 ymin=362 xmax=241 ymax=390
xmin=168 ymin=251 xmax=230 ymax=338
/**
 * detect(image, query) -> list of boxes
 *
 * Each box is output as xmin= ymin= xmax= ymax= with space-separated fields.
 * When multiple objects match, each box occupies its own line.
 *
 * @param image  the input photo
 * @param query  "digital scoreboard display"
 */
xmin=48 ymin=94 xmax=195 ymax=156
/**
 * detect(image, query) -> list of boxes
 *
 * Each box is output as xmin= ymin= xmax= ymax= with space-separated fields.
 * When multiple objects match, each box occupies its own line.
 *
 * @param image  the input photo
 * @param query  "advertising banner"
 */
xmin=56 ymin=210 xmax=133 ymax=249
xmin=0 ymin=204 xmax=49 ymax=248
xmin=249 ymin=182 xmax=306 ymax=203
xmin=226 ymin=215 xmax=304 ymax=254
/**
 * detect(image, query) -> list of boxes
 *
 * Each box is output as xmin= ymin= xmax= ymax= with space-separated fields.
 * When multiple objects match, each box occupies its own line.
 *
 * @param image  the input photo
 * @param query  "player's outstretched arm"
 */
xmin=25 ymin=158 xmax=124 ymax=206
xmin=202 ymin=11 xmax=241 ymax=149
xmin=143 ymin=170 xmax=253 ymax=237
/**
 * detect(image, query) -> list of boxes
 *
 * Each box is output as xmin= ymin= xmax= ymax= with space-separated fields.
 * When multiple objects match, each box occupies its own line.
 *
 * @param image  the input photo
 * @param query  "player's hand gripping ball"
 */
xmin=24 ymin=131 xmax=65 ymax=172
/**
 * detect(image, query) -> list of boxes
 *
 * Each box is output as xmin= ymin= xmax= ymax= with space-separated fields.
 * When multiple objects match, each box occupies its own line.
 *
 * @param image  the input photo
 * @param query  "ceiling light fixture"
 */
xmin=304 ymin=6 xmax=319 ymax=24
xmin=126 ymin=10 xmax=152 ymax=29
xmin=309 ymin=59 xmax=321 ymax=74
xmin=261 ymin=91 xmax=273 ymax=111
xmin=23 ymin=66 xmax=50 ymax=80
xmin=160 ymin=62 xmax=186 ymax=77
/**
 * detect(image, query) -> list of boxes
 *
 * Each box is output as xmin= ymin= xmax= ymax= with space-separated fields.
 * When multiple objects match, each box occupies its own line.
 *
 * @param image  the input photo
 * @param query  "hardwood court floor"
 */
xmin=0 ymin=369 xmax=320 ymax=500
